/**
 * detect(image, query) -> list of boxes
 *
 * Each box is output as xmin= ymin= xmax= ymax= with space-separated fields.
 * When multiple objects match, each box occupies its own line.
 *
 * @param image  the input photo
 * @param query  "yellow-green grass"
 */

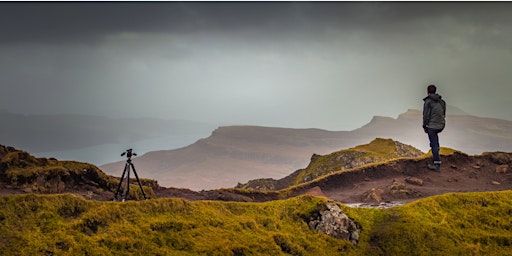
xmin=1 ymin=149 xmax=155 ymax=199
xmin=349 ymin=190 xmax=512 ymax=255
xmin=291 ymin=138 xmax=423 ymax=186
xmin=1 ymin=191 xmax=512 ymax=255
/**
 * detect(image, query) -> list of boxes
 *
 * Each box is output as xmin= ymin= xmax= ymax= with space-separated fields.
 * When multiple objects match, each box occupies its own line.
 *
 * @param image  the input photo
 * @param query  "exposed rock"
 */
xmin=447 ymin=177 xmax=458 ymax=183
xmin=405 ymin=177 xmax=424 ymax=186
xmin=388 ymin=179 xmax=422 ymax=199
xmin=361 ymin=188 xmax=384 ymax=204
xmin=235 ymin=178 xmax=277 ymax=190
xmin=307 ymin=202 xmax=359 ymax=245
xmin=496 ymin=165 xmax=509 ymax=174
xmin=487 ymin=152 xmax=512 ymax=165
xmin=491 ymin=181 xmax=501 ymax=185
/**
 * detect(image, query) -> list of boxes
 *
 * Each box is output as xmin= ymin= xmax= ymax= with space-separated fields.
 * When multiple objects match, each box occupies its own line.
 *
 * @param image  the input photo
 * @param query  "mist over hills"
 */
xmin=0 ymin=110 xmax=215 ymax=164
xmin=101 ymin=109 xmax=512 ymax=190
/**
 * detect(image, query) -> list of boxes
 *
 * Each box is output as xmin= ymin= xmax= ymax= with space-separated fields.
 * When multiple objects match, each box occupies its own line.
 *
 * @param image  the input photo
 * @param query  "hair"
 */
xmin=427 ymin=84 xmax=437 ymax=94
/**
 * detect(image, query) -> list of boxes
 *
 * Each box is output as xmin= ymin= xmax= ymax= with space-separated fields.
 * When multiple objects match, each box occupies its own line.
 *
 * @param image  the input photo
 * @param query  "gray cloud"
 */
xmin=3 ymin=2 xmax=510 ymax=44
xmin=1 ymin=2 xmax=512 ymax=130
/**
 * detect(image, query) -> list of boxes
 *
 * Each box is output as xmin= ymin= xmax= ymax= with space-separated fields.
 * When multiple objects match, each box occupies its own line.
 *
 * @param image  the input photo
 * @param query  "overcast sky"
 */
xmin=1 ymin=2 xmax=512 ymax=131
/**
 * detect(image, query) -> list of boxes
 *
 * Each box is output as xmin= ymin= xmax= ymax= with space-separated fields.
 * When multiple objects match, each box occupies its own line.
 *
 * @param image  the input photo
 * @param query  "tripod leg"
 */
xmin=122 ymin=163 xmax=131 ymax=202
xmin=114 ymin=163 xmax=129 ymax=201
xmin=130 ymin=163 xmax=147 ymax=200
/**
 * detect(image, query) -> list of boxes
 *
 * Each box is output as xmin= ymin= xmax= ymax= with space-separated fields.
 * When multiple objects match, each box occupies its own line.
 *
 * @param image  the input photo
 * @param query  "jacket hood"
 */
xmin=423 ymin=93 xmax=442 ymax=102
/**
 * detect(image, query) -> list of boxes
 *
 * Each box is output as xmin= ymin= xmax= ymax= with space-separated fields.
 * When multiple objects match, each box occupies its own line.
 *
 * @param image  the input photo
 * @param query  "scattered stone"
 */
xmin=496 ymin=165 xmax=509 ymax=174
xmin=389 ymin=179 xmax=407 ymax=191
xmin=345 ymin=202 xmax=404 ymax=209
xmin=405 ymin=177 xmax=424 ymax=186
xmin=308 ymin=202 xmax=360 ymax=245
xmin=361 ymin=188 xmax=384 ymax=204
xmin=447 ymin=178 xmax=458 ymax=183
xmin=22 ymin=187 xmax=32 ymax=193
xmin=387 ymin=179 xmax=422 ymax=198
xmin=491 ymin=181 xmax=501 ymax=185
xmin=364 ymin=178 xmax=371 ymax=181
xmin=450 ymin=164 xmax=457 ymax=169
xmin=472 ymin=165 xmax=481 ymax=169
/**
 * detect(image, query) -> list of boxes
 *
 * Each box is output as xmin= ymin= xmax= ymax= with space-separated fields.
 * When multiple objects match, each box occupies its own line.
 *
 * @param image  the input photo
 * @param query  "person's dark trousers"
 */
xmin=427 ymin=128 xmax=442 ymax=165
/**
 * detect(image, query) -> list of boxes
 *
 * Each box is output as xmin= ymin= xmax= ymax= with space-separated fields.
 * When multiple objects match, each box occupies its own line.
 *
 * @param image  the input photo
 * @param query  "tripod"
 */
xmin=114 ymin=149 xmax=147 ymax=202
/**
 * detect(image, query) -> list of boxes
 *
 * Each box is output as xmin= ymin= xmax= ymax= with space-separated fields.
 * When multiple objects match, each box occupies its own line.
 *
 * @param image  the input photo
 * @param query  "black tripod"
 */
xmin=114 ymin=149 xmax=147 ymax=202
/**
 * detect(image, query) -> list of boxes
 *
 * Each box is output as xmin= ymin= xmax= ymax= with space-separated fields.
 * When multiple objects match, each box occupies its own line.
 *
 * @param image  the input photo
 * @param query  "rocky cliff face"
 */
xmin=237 ymin=138 xmax=423 ymax=190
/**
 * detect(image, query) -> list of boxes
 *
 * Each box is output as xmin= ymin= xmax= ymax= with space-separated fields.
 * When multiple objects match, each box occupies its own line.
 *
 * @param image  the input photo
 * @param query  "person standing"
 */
xmin=423 ymin=84 xmax=446 ymax=171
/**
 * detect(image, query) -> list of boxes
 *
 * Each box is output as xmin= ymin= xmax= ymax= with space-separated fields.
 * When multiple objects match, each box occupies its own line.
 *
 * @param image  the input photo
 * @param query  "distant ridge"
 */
xmin=354 ymin=109 xmax=512 ymax=154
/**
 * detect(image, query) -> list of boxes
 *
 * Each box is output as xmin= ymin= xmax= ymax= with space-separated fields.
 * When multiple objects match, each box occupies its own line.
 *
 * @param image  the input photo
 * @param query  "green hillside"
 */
xmin=1 ymin=191 xmax=511 ymax=255
xmin=239 ymin=138 xmax=423 ymax=190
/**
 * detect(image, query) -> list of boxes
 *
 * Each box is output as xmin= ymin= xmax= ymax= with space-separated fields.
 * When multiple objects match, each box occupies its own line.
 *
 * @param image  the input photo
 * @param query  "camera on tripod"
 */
xmin=121 ymin=148 xmax=137 ymax=159
xmin=114 ymin=148 xmax=147 ymax=201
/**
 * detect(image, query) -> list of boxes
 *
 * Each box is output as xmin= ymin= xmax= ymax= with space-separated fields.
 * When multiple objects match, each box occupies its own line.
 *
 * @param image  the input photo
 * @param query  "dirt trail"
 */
xmin=295 ymin=152 xmax=512 ymax=204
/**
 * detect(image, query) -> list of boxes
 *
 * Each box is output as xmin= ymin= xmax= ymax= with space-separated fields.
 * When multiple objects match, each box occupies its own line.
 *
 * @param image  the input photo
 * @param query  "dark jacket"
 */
xmin=423 ymin=94 xmax=446 ymax=130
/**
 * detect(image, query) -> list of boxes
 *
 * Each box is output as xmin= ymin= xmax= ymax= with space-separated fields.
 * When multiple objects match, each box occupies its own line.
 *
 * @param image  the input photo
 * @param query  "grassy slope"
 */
xmin=240 ymin=138 xmax=424 ymax=190
xmin=0 ymin=145 xmax=155 ymax=200
xmin=293 ymin=138 xmax=423 ymax=184
xmin=1 ymin=191 xmax=512 ymax=255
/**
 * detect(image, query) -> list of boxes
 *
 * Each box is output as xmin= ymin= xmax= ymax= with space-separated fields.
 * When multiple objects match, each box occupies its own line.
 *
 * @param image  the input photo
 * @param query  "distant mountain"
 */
xmin=101 ymin=109 xmax=512 ymax=191
xmin=101 ymin=126 xmax=369 ymax=190
xmin=353 ymin=109 xmax=512 ymax=154
xmin=236 ymin=138 xmax=423 ymax=190
xmin=0 ymin=110 xmax=214 ymax=153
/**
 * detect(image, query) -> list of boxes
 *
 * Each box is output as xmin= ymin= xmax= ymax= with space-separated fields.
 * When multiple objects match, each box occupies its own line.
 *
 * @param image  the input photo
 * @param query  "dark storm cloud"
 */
xmin=3 ymin=2 xmax=510 ymax=45
xmin=0 ymin=2 xmax=190 ymax=44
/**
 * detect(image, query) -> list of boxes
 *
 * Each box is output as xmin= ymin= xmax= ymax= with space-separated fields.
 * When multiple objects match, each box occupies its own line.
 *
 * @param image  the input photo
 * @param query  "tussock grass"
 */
xmin=343 ymin=191 xmax=512 ymax=256
xmin=2 ymin=191 xmax=512 ymax=255
xmin=0 ymin=194 xmax=350 ymax=255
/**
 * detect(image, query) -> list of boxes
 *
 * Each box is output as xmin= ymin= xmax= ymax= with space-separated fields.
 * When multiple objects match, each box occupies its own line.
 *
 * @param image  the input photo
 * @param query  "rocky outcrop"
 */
xmin=307 ymin=202 xmax=360 ymax=245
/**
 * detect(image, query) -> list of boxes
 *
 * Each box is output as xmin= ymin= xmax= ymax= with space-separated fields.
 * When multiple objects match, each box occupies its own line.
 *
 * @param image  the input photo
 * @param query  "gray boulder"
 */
xmin=308 ymin=202 xmax=359 ymax=245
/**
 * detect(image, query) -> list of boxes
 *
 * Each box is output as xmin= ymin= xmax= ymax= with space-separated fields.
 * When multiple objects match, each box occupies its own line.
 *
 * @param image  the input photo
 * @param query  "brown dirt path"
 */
xmin=295 ymin=152 xmax=512 ymax=204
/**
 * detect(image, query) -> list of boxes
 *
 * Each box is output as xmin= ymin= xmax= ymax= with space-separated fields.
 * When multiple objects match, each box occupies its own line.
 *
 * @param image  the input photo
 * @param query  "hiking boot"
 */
xmin=428 ymin=164 xmax=440 ymax=172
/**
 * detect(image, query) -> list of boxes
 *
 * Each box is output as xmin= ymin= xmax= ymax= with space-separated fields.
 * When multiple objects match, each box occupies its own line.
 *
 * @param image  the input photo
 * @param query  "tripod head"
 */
xmin=121 ymin=148 xmax=137 ymax=161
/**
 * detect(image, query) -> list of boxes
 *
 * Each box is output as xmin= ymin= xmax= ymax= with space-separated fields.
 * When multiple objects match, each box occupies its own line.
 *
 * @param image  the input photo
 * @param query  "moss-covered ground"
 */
xmin=1 ymin=191 xmax=512 ymax=255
